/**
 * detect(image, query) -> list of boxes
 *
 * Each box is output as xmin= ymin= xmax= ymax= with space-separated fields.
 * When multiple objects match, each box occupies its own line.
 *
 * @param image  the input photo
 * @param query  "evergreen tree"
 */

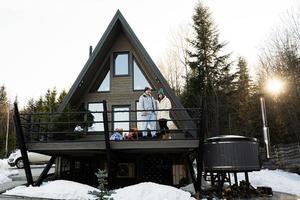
xmin=25 ymin=98 xmax=35 ymax=112
xmin=217 ymin=67 xmax=237 ymax=135
xmin=57 ymin=89 xmax=67 ymax=104
xmin=182 ymin=2 xmax=232 ymax=136
xmin=89 ymin=169 xmax=114 ymax=200
xmin=235 ymin=57 xmax=252 ymax=135
xmin=44 ymin=88 xmax=58 ymax=113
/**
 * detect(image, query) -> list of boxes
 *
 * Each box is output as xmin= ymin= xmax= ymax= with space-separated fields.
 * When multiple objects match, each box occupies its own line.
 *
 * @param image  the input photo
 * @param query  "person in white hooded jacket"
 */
xmin=156 ymin=88 xmax=172 ymax=139
xmin=139 ymin=87 xmax=157 ymax=138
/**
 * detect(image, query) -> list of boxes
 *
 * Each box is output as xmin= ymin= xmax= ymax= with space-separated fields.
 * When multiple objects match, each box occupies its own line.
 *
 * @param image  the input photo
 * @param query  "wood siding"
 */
xmin=81 ymin=32 xmax=158 ymax=129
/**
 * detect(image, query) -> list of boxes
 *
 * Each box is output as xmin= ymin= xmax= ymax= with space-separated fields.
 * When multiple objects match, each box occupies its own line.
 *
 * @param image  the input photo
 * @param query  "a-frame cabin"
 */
xmin=14 ymin=10 xmax=201 ymax=189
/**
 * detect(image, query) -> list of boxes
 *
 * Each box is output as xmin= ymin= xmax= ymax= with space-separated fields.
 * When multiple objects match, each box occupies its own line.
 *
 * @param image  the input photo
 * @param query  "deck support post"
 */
xmin=186 ymin=154 xmax=198 ymax=192
xmin=13 ymin=103 xmax=34 ymax=186
xmin=103 ymin=100 xmax=112 ymax=187
xmin=195 ymin=100 xmax=206 ymax=197
xmin=195 ymin=127 xmax=204 ymax=196
xmin=234 ymin=172 xmax=238 ymax=185
xmin=34 ymin=156 xmax=56 ymax=186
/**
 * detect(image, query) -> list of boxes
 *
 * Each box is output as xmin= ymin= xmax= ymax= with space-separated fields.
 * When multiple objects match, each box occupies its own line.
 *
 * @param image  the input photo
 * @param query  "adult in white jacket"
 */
xmin=156 ymin=88 xmax=172 ymax=139
xmin=139 ymin=87 xmax=157 ymax=138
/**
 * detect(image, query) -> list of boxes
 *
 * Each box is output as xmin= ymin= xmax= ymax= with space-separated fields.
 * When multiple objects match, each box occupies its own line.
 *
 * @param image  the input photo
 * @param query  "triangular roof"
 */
xmin=58 ymin=10 xmax=196 ymax=137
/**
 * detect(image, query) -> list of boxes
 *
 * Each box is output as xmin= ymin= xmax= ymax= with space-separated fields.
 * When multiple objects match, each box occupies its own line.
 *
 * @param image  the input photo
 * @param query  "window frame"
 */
xmin=86 ymin=101 xmax=104 ymax=133
xmin=113 ymin=52 xmax=130 ymax=77
xmin=132 ymin=56 xmax=152 ymax=91
xmin=112 ymin=105 xmax=131 ymax=133
xmin=135 ymin=100 xmax=143 ymax=130
xmin=97 ymin=70 xmax=111 ymax=93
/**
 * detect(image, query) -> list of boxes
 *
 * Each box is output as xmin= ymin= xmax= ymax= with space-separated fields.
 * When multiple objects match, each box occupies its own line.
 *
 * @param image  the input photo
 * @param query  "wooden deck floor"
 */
xmin=27 ymin=139 xmax=199 ymax=155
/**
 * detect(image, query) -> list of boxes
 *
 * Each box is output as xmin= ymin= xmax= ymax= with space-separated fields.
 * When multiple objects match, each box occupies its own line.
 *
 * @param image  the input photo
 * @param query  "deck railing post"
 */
xmin=103 ymin=100 xmax=112 ymax=186
xmin=13 ymin=103 xmax=34 ymax=186
xmin=196 ymin=103 xmax=206 ymax=197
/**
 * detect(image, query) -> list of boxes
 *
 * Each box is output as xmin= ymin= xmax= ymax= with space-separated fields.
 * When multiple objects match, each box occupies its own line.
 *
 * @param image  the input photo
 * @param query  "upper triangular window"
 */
xmin=133 ymin=59 xmax=151 ymax=90
xmin=97 ymin=71 xmax=110 ymax=92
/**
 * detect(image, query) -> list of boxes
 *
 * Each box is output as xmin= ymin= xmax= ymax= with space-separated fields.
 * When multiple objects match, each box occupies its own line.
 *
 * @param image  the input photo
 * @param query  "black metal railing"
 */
xmin=17 ymin=102 xmax=201 ymax=143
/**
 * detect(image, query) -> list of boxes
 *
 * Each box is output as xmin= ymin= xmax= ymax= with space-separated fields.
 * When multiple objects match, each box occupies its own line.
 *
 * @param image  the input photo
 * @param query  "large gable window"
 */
xmin=97 ymin=71 xmax=110 ymax=92
xmin=133 ymin=58 xmax=151 ymax=90
xmin=114 ymin=52 xmax=129 ymax=76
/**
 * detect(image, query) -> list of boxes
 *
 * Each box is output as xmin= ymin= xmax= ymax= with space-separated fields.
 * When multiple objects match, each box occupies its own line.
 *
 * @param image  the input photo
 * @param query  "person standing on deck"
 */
xmin=139 ymin=87 xmax=157 ymax=138
xmin=156 ymin=88 xmax=172 ymax=139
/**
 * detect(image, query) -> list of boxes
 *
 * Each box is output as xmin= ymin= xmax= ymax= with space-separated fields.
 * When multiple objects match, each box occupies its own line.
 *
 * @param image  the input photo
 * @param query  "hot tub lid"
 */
xmin=205 ymin=135 xmax=257 ymax=143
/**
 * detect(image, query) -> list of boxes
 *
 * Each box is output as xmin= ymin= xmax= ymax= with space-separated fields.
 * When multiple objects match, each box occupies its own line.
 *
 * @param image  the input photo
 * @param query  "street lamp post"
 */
xmin=260 ymin=78 xmax=284 ymax=159
xmin=260 ymin=96 xmax=271 ymax=159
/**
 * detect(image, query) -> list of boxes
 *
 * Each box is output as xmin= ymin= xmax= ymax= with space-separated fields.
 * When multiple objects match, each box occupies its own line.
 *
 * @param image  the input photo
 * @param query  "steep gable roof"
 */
xmin=58 ymin=10 xmax=183 ymax=111
xmin=57 ymin=10 xmax=196 ymax=137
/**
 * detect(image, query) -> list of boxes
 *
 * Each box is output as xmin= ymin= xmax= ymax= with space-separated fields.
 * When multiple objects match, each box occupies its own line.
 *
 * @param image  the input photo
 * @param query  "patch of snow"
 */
xmin=0 ymin=159 xmax=10 ymax=170
xmin=244 ymin=169 xmax=300 ymax=196
xmin=183 ymin=169 xmax=300 ymax=197
xmin=0 ymin=173 xmax=12 ymax=184
xmin=111 ymin=182 xmax=195 ymax=200
xmin=4 ymin=180 xmax=98 ymax=200
xmin=0 ymin=159 xmax=18 ymax=184
xmin=180 ymin=183 xmax=195 ymax=195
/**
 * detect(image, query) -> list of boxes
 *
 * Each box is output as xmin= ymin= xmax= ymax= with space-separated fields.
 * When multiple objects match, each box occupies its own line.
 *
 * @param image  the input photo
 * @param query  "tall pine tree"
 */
xmin=182 ymin=2 xmax=232 ymax=136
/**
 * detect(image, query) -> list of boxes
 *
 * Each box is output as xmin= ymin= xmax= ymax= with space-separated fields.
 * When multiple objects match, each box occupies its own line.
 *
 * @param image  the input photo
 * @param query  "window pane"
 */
xmin=88 ymin=103 xmax=104 ymax=132
xmin=113 ymin=107 xmax=130 ymax=133
xmin=133 ymin=59 xmax=151 ymax=90
xmin=136 ymin=101 xmax=143 ymax=130
xmin=115 ymin=54 xmax=128 ymax=75
xmin=98 ymin=71 xmax=110 ymax=92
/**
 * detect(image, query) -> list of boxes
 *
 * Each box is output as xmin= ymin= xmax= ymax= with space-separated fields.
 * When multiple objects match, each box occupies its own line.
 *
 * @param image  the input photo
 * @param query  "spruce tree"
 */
xmin=182 ymin=2 xmax=232 ymax=136
xmin=235 ymin=57 xmax=252 ymax=135
xmin=89 ymin=169 xmax=114 ymax=200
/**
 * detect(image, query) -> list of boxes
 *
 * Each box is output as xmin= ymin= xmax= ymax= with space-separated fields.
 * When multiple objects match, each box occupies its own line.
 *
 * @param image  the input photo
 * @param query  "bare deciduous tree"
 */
xmin=157 ymin=23 xmax=192 ymax=95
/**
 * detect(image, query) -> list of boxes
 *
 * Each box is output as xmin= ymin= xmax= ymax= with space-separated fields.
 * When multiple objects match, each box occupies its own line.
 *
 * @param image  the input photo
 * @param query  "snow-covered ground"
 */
xmin=242 ymin=169 xmax=300 ymax=196
xmin=1 ymin=167 xmax=300 ymax=199
xmin=4 ymin=181 xmax=195 ymax=200
xmin=0 ymin=159 xmax=18 ymax=184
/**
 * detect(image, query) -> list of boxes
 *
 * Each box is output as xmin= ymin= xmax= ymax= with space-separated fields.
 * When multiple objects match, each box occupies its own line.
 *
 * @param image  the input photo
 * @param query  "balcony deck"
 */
xmin=27 ymin=138 xmax=199 ymax=156
xmin=16 ymin=106 xmax=201 ymax=156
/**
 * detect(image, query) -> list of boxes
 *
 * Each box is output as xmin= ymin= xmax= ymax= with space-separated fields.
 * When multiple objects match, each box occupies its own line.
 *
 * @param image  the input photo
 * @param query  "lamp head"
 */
xmin=265 ymin=78 xmax=285 ymax=96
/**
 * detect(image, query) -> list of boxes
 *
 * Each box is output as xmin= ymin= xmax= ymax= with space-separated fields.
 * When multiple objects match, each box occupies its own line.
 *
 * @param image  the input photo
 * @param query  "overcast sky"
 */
xmin=0 ymin=0 xmax=298 ymax=107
